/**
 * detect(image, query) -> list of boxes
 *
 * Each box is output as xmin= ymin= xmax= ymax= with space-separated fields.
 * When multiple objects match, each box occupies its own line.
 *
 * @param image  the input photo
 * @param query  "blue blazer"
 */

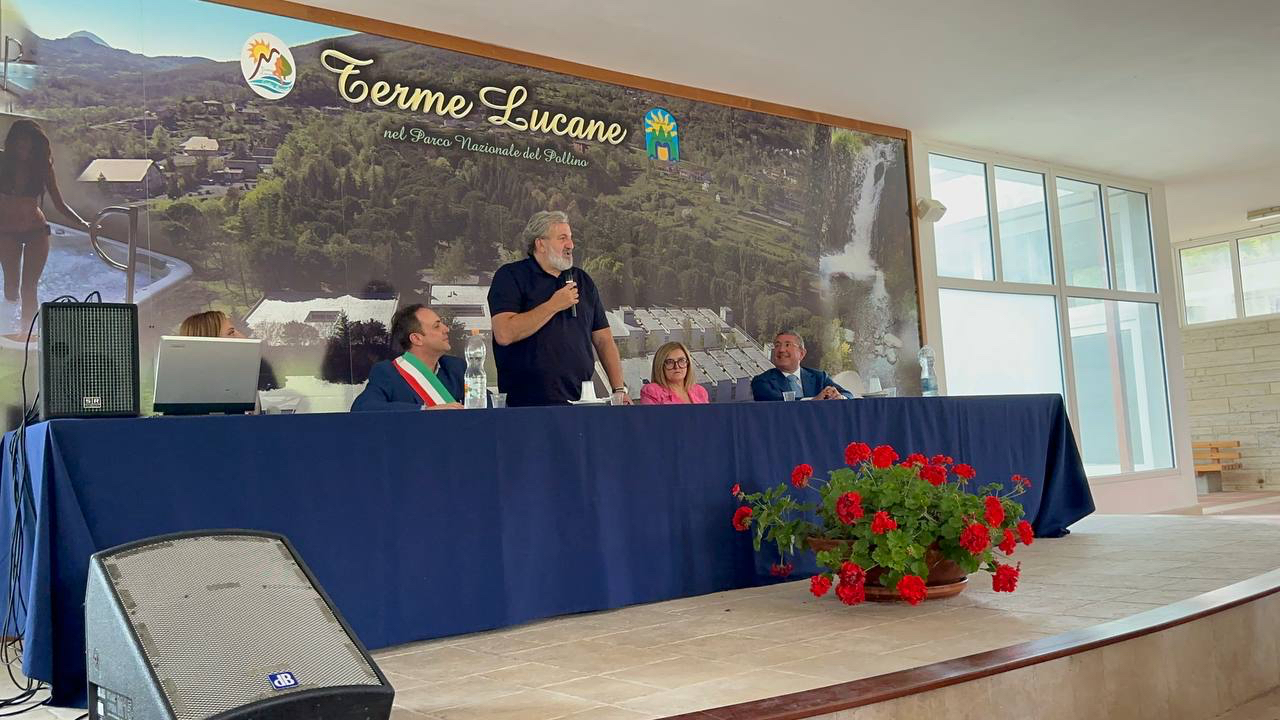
xmin=751 ymin=366 xmax=852 ymax=402
xmin=351 ymin=356 xmax=466 ymax=411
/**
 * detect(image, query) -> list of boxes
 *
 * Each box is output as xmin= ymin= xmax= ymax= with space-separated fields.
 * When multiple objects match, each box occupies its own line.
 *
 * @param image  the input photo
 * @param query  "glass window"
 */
xmin=926 ymin=149 xmax=1178 ymax=483
xmin=1067 ymin=298 xmax=1173 ymax=476
xmin=1179 ymin=242 xmax=1236 ymax=324
xmin=1057 ymin=178 xmax=1109 ymax=288
xmin=939 ymin=289 xmax=1063 ymax=396
xmin=994 ymin=167 xmax=1052 ymax=284
xmin=1108 ymin=188 xmax=1156 ymax=293
xmin=929 ymin=154 xmax=993 ymax=281
xmin=1239 ymin=232 xmax=1280 ymax=317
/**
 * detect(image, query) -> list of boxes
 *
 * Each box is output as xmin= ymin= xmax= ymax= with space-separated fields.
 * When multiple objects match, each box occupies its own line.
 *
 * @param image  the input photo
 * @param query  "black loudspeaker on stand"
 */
xmin=39 ymin=302 xmax=140 ymax=420
xmin=85 ymin=530 xmax=394 ymax=720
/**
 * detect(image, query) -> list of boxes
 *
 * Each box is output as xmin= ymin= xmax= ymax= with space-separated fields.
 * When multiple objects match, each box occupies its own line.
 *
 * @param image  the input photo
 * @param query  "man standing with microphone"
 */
xmin=487 ymin=210 xmax=631 ymax=407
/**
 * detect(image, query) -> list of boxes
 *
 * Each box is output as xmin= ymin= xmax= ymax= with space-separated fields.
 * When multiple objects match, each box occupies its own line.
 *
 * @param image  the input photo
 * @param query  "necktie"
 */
xmin=788 ymin=374 xmax=802 ymax=399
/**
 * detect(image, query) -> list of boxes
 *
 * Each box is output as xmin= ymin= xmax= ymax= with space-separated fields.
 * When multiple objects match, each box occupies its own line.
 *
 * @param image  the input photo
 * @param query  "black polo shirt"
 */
xmin=487 ymin=256 xmax=609 ymax=407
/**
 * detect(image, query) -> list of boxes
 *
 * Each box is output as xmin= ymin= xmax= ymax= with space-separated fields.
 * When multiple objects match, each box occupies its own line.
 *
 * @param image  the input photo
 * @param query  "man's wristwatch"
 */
xmin=612 ymin=386 xmax=628 ymax=395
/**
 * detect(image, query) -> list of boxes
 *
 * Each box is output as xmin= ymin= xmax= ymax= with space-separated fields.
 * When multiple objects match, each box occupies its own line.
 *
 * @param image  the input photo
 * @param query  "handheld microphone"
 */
xmin=561 ymin=269 xmax=577 ymax=317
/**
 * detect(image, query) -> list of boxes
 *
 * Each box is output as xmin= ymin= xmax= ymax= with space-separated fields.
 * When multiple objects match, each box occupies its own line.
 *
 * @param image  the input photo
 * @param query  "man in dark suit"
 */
xmin=751 ymin=330 xmax=853 ymax=401
xmin=351 ymin=304 xmax=465 ymax=411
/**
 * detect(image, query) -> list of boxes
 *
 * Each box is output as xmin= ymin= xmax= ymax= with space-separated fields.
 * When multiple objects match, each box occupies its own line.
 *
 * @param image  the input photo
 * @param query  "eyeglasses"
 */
xmin=663 ymin=358 xmax=689 ymax=369
xmin=773 ymin=341 xmax=801 ymax=350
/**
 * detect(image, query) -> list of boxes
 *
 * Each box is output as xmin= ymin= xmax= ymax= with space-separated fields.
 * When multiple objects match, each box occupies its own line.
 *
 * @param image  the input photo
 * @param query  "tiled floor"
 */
xmin=0 ymin=673 xmax=77 ymax=720
xmin=8 ymin=512 xmax=1280 ymax=720
xmin=1200 ymin=491 xmax=1280 ymax=516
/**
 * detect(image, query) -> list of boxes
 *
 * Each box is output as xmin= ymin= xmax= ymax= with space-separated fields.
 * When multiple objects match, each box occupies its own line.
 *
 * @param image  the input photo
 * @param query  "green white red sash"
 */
xmin=392 ymin=352 xmax=456 ymax=406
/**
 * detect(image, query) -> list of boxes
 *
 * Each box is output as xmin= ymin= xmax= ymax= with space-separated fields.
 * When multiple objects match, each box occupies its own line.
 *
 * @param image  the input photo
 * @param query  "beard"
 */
xmin=547 ymin=251 xmax=573 ymax=272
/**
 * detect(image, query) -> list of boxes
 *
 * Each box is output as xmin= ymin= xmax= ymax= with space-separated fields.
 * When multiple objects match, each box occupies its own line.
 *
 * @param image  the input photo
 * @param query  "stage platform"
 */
xmin=9 ymin=512 xmax=1280 ymax=720
xmin=0 ymin=399 xmax=1095 ymax=708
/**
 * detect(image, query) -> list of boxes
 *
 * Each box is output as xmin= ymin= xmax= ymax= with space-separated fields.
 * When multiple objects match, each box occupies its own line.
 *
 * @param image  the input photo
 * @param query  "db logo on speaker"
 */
xmin=268 ymin=672 xmax=299 ymax=690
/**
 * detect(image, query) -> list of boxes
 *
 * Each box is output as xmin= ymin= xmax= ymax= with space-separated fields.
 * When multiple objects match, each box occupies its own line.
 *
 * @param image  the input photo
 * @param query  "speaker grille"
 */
xmin=101 ymin=535 xmax=382 ymax=720
xmin=40 ymin=302 xmax=139 ymax=419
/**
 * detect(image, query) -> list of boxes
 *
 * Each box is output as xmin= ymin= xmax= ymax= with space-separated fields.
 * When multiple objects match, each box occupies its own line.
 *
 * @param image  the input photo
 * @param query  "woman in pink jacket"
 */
xmin=640 ymin=341 xmax=709 ymax=405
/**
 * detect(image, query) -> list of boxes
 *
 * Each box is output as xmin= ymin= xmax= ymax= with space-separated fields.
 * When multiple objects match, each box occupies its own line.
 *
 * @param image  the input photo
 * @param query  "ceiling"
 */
xmin=295 ymin=0 xmax=1280 ymax=240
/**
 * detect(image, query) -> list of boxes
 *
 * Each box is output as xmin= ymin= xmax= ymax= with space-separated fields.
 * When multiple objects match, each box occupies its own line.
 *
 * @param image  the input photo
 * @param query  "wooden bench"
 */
xmin=1194 ymin=440 xmax=1241 ymax=493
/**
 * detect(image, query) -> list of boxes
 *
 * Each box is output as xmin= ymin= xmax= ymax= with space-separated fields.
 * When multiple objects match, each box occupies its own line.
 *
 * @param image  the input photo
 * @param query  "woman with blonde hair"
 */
xmin=177 ymin=309 xmax=279 ymax=391
xmin=178 ymin=309 xmax=244 ymax=338
xmin=639 ymin=341 xmax=709 ymax=405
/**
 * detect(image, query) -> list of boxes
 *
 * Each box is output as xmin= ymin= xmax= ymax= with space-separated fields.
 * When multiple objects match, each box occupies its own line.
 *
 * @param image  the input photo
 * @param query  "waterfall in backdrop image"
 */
xmin=818 ymin=136 xmax=917 ymax=392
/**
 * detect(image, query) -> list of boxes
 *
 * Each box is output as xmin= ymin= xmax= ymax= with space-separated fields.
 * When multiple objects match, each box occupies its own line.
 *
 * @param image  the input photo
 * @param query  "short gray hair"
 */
xmin=523 ymin=210 xmax=570 ymax=255
xmin=775 ymin=330 xmax=805 ymax=349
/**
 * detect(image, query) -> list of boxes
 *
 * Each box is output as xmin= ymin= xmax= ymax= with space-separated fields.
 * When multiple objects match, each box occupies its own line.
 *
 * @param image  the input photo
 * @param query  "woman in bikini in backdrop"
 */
xmin=0 ymin=119 xmax=88 ymax=337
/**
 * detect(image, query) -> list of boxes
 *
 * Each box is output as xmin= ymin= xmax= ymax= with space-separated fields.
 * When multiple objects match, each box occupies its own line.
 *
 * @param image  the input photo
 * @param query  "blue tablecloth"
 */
xmin=0 ymin=394 xmax=1091 ymax=707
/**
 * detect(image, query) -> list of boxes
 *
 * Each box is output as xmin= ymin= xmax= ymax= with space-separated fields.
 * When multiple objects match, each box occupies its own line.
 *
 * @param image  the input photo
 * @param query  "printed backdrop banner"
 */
xmin=0 ymin=0 xmax=921 ymax=418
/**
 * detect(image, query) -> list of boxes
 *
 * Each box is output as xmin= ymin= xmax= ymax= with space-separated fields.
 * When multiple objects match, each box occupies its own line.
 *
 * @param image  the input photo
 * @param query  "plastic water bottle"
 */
xmin=464 ymin=334 xmax=487 ymax=409
xmin=918 ymin=345 xmax=938 ymax=397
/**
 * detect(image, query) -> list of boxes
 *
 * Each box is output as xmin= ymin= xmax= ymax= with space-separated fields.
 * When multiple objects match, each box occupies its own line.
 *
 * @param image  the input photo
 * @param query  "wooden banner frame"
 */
xmin=206 ymin=0 xmax=927 ymax=340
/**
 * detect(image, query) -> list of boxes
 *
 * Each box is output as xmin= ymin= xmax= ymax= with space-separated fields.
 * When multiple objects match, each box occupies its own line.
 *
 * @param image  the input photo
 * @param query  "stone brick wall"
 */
xmin=1182 ymin=318 xmax=1280 ymax=489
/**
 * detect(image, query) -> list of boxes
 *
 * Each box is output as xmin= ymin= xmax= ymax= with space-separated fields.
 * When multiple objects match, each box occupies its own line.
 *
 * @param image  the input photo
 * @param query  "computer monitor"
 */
xmin=153 ymin=336 xmax=262 ymax=415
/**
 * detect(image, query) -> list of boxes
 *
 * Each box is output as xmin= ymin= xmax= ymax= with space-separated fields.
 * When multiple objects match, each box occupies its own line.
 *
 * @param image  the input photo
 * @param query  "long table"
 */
xmin=0 ymin=394 xmax=1092 ymax=706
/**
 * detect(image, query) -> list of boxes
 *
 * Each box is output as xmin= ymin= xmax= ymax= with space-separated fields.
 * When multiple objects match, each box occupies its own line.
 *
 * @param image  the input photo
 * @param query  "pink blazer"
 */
xmin=640 ymin=382 xmax=710 ymax=405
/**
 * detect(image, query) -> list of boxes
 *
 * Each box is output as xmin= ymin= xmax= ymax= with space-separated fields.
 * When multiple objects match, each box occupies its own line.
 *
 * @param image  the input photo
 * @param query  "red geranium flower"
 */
xmin=790 ymin=463 xmax=814 ymax=489
xmin=998 ymin=530 xmax=1016 ymax=555
xmin=1012 ymin=474 xmax=1032 ymax=488
xmin=770 ymin=563 xmax=794 ymax=577
xmin=897 ymin=575 xmax=928 ymax=605
xmin=959 ymin=523 xmax=990 ymax=554
xmin=844 ymin=441 xmax=872 ymax=466
xmin=810 ymin=574 xmax=832 ymax=597
xmin=930 ymin=454 xmax=954 ymax=466
xmin=1017 ymin=519 xmax=1035 ymax=546
xmin=984 ymin=496 xmax=1005 ymax=527
xmin=871 ymin=445 xmax=899 ymax=469
xmin=871 ymin=510 xmax=898 ymax=535
xmin=919 ymin=464 xmax=947 ymax=486
xmin=901 ymin=453 xmax=927 ymax=467
xmin=732 ymin=506 xmax=753 ymax=531
xmin=836 ymin=579 xmax=866 ymax=606
xmin=838 ymin=561 xmax=866 ymax=585
xmin=953 ymin=463 xmax=976 ymax=480
xmin=730 ymin=483 xmax=741 ymax=496
xmin=992 ymin=562 xmax=1020 ymax=592
xmin=835 ymin=492 xmax=864 ymax=524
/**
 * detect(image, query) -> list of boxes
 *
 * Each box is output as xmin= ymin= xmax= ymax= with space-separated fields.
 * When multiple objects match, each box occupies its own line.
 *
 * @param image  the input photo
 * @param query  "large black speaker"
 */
xmin=85 ymin=531 xmax=394 ymax=720
xmin=39 ymin=302 xmax=140 ymax=419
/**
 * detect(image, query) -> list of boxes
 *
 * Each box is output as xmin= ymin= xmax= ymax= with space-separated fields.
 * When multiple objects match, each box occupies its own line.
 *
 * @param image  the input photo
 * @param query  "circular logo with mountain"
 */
xmin=241 ymin=33 xmax=295 ymax=100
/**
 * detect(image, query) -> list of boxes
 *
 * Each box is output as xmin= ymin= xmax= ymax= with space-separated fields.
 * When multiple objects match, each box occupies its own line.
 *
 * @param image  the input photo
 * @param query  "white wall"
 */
xmin=1166 ymin=166 xmax=1280 ymax=244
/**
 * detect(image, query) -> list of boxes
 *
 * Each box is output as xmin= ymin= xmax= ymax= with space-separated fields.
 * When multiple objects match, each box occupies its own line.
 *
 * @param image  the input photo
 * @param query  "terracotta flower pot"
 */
xmin=805 ymin=536 xmax=968 ymax=602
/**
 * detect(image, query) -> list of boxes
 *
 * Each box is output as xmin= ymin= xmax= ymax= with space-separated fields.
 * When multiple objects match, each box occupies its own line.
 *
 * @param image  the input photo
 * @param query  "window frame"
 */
xmin=914 ymin=140 xmax=1180 ymax=481
xmin=992 ymin=164 xmax=1056 ymax=286
xmin=1174 ymin=226 xmax=1280 ymax=329
xmin=928 ymin=152 xmax=997 ymax=282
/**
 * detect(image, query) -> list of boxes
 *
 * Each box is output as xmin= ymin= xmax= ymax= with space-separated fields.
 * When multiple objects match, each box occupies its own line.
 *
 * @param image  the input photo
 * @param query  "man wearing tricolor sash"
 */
xmin=351 ymin=304 xmax=465 ymax=411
